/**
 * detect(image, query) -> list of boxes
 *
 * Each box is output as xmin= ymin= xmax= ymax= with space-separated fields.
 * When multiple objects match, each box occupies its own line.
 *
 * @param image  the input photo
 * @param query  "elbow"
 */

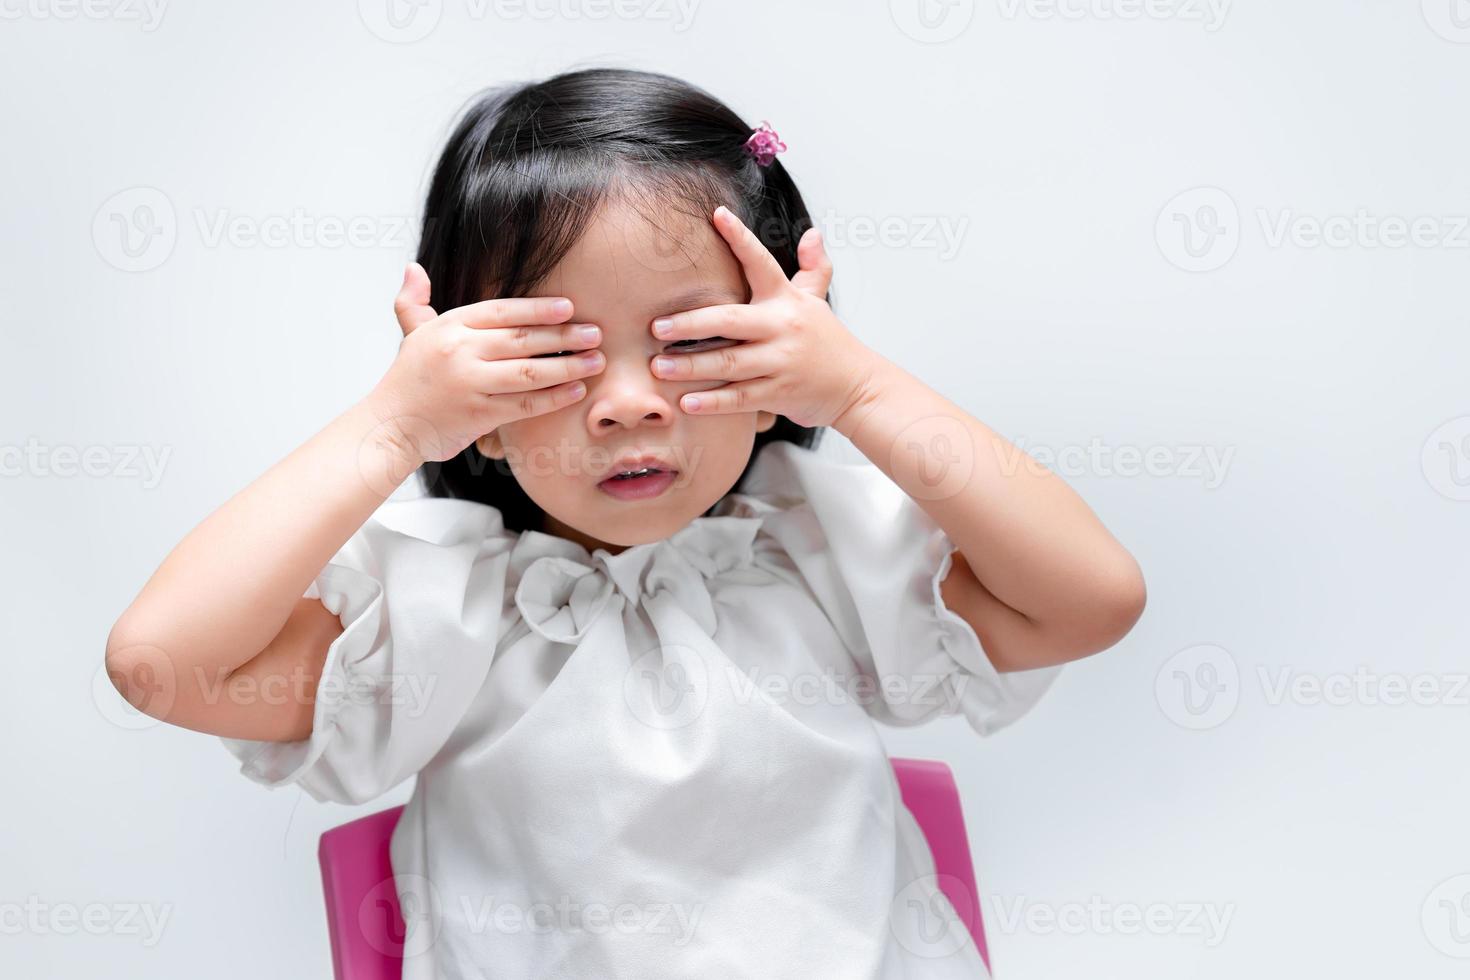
xmin=104 ymin=612 xmax=179 ymax=724
xmin=1081 ymin=557 xmax=1147 ymax=657
xmin=1043 ymin=558 xmax=1147 ymax=665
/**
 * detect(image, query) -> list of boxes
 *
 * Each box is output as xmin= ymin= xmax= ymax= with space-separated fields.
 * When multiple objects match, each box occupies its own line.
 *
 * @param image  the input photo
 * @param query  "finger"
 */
xmin=650 ymin=303 xmax=766 ymax=341
xmin=678 ymin=379 xmax=772 ymax=416
xmin=490 ymin=377 xmax=592 ymax=421
xmin=473 ymin=348 xmax=605 ymax=394
xmin=394 ymin=262 xmax=438 ymax=337
xmin=712 ymin=205 xmax=789 ymax=300
xmin=452 ymin=295 xmax=576 ymax=330
xmin=469 ymin=321 xmax=602 ymax=360
xmin=790 ymin=227 xmax=833 ymax=298
xmin=652 ymin=343 xmax=773 ymax=383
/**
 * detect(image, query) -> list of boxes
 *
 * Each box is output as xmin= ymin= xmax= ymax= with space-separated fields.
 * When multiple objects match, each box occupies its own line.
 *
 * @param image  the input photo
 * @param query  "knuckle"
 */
xmin=717 ymin=349 xmax=739 ymax=374
xmin=511 ymin=324 xmax=534 ymax=350
xmin=517 ymin=393 xmax=538 ymax=416
xmin=517 ymin=361 xmax=539 ymax=386
xmin=435 ymin=334 xmax=460 ymax=360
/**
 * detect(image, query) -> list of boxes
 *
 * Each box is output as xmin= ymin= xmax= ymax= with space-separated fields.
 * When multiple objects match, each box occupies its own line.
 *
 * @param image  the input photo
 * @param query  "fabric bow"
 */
xmin=512 ymin=515 xmax=764 ymax=644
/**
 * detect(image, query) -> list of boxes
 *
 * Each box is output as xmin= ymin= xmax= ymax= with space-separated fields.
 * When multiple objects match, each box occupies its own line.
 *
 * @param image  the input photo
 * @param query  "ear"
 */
xmin=755 ymin=411 xmax=778 ymax=434
xmin=474 ymin=429 xmax=505 ymax=460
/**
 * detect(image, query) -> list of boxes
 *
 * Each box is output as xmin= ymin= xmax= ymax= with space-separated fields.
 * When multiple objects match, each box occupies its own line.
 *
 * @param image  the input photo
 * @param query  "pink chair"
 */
xmin=317 ymin=757 xmax=990 ymax=978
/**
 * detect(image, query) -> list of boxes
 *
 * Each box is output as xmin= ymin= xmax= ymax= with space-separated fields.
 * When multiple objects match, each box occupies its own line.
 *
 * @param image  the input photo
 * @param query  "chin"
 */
xmin=580 ymin=503 xmax=711 ymax=549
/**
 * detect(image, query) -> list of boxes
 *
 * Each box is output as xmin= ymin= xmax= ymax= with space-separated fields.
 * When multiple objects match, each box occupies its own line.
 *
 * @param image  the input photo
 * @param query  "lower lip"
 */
xmin=597 ymin=470 xmax=678 ymax=500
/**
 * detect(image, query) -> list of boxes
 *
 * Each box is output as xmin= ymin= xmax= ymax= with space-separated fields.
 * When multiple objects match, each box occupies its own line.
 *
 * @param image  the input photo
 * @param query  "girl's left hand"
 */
xmin=649 ymin=205 xmax=882 ymax=428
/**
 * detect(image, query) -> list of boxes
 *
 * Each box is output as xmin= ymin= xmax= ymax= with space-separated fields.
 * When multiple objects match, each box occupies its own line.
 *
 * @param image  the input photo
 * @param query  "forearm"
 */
xmin=107 ymin=394 xmax=421 ymax=679
xmin=833 ymin=355 xmax=1145 ymax=652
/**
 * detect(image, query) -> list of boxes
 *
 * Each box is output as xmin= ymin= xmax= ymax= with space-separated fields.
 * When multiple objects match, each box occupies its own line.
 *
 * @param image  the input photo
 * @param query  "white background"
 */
xmin=4 ymin=1 xmax=1468 ymax=977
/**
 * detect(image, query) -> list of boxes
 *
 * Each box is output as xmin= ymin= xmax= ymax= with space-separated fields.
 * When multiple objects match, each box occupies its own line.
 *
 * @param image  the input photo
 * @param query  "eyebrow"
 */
xmin=655 ymin=284 xmax=744 ymax=315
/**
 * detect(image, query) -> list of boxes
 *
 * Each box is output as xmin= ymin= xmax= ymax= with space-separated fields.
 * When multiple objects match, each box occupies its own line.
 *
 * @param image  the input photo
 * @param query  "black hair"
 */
xmin=412 ymin=66 xmax=827 ymax=533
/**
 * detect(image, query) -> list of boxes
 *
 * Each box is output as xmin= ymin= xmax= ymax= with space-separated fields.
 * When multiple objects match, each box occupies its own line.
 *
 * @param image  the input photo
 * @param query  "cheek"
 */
xmin=495 ymin=415 xmax=575 ymax=485
xmin=502 ymin=410 xmax=567 ymax=448
xmin=681 ymin=419 xmax=759 ymax=483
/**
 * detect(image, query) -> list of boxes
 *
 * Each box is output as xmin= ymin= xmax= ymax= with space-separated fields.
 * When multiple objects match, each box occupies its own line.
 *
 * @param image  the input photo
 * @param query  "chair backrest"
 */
xmin=317 ymin=756 xmax=989 ymax=979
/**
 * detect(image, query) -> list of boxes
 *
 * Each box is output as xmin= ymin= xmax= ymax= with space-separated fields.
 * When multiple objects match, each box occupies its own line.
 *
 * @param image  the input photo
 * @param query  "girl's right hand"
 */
xmin=365 ymin=262 xmax=605 ymax=464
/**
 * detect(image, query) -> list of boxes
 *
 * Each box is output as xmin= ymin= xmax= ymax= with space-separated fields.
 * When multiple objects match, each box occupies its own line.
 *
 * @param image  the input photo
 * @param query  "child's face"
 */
xmin=475 ymin=199 xmax=778 ymax=554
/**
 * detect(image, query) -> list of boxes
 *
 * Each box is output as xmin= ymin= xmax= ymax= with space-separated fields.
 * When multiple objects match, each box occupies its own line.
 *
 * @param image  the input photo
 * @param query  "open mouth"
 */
xmin=596 ymin=466 xmax=679 ymax=500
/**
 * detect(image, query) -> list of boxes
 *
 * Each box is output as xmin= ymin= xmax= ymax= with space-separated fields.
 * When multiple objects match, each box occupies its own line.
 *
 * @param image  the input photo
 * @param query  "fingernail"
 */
xmin=683 ymin=395 xmax=701 ymax=412
xmin=652 ymin=318 xmax=673 ymax=336
xmin=552 ymin=299 xmax=573 ymax=316
xmin=577 ymin=325 xmax=600 ymax=342
xmin=654 ymin=356 xmax=674 ymax=374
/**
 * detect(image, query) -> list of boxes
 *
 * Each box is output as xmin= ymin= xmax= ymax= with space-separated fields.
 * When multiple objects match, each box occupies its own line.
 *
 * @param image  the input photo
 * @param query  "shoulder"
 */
xmin=364 ymin=492 xmax=517 ymax=548
xmin=729 ymin=440 xmax=909 ymax=536
xmin=320 ymin=494 xmax=523 ymax=590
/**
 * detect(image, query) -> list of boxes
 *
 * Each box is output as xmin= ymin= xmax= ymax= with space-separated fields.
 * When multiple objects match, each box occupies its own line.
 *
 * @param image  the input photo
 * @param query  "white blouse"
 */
xmin=221 ymin=440 xmax=1060 ymax=979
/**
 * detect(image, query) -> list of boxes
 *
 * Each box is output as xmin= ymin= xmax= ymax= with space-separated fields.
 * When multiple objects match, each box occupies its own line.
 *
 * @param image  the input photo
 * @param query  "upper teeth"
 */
xmin=620 ymin=467 xmax=654 ymax=477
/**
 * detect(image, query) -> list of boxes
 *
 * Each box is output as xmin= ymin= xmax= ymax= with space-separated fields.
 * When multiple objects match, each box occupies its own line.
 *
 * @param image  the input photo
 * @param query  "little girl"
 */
xmin=107 ymin=67 xmax=1145 ymax=978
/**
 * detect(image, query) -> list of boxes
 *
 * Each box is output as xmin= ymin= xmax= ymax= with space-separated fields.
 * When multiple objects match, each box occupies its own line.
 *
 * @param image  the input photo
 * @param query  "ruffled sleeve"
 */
xmin=738 ymin=441 xmax=1060 ymax=736
xmin=219 ymin=496 xmax=517 ymax=805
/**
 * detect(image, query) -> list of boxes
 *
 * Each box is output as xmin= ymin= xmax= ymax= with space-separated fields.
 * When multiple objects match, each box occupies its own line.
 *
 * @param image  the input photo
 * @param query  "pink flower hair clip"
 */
xmin=743 ymin=120 xmax=787 ymax=167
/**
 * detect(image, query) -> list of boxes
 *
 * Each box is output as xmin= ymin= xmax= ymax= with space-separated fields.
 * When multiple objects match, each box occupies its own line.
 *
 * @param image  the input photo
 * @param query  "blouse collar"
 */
xmin=508 ymin=503 xmax=768 ymax=644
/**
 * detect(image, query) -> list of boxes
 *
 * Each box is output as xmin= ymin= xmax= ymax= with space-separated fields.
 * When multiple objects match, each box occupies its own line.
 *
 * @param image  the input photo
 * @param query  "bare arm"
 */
xmin=104 ymin=395 xmax=422 ymax=740
xmin=104 ymin=264 xmax=605 ymax=742
xmin=637 ymin=208 xmax=1146 ymax=674
xmin=834 ymin=356 xmax=1147 ymax=672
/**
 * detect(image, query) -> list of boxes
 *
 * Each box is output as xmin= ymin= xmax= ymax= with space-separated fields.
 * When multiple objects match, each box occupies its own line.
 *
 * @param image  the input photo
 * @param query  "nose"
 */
xmin=582 ymin=353 xmax=675 ymax=432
